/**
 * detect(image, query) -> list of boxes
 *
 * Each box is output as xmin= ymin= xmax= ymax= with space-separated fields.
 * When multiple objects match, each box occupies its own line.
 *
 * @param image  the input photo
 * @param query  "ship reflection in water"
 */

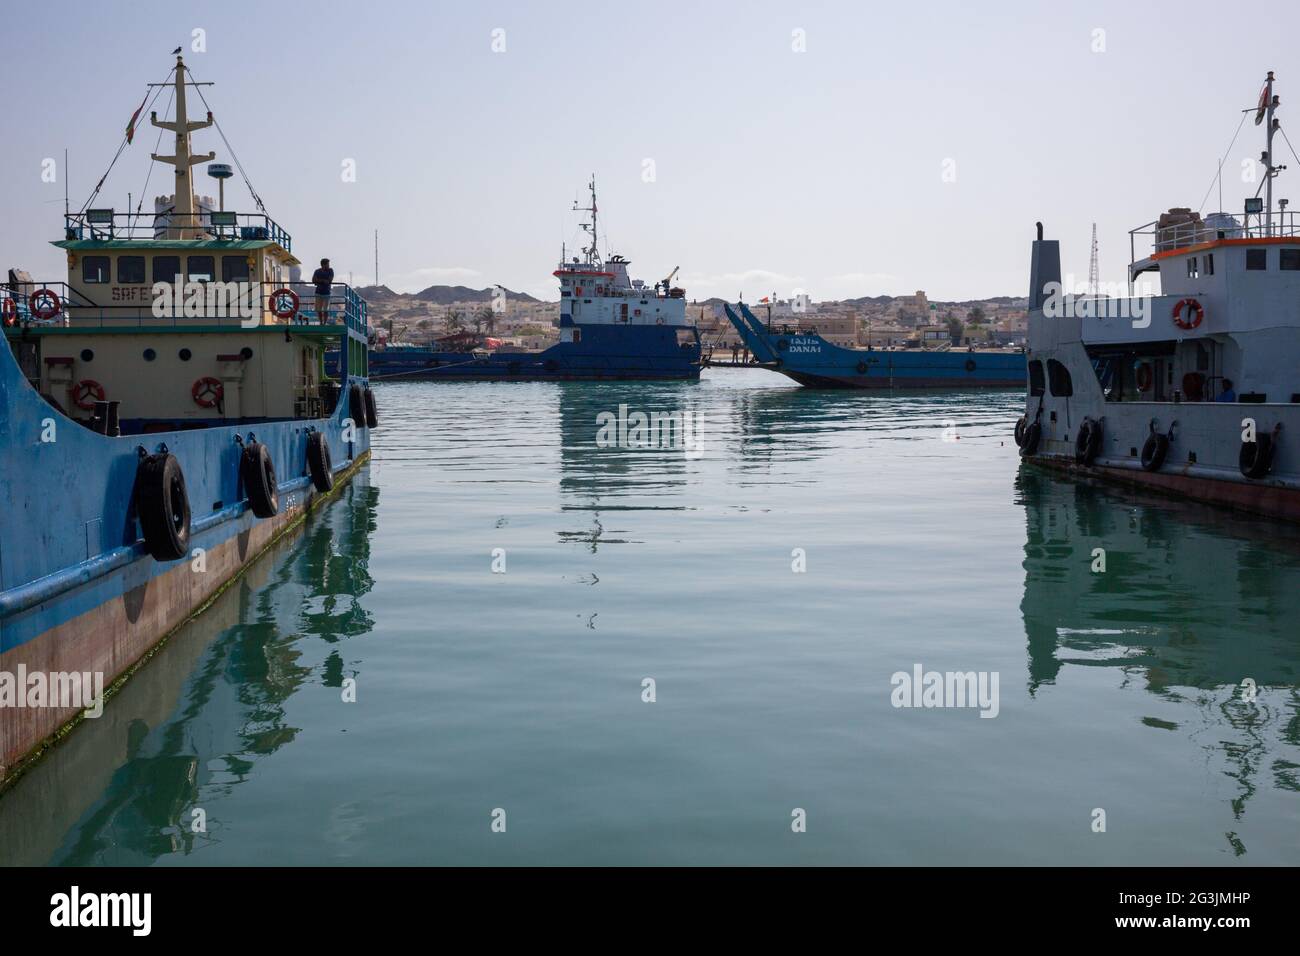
xmin=1017 ymin=469 xmax=1300 ymax=856
xmin=0 ymin=477 xmax=378 ymax=867
xmin=1 ymin=374 xmax=1297 ymax=865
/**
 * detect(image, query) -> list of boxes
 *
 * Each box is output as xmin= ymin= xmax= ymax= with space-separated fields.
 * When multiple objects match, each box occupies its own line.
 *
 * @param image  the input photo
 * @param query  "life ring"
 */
xmin=1141 ymin=431 xmax=1169 ymax=472
xmin=1239 ymin=431 xmax=1275 ymax=480
xmin=1075 ymin=417 xmax=1102 ymax=464
xmin=1172 ymin=297 xmax=1203 ymax=331
xmin=269 ymin=288 xmax=299 ymax=320
xmin=306 ymin=431 xmax=334 ymax=493
xmin=363 ymin=386 xmax=378 ymax=428
xmin=1 ymin=297 xmax=16 ymax=326
xmin=240 ymin=442 xmax=280 ymax=518
xmin=191 ymin=376 xmax=224 ymax=409
xmin=1136 ymin=363 xmax=1153 ymax=392
xmin=136 ymin=452 xmax=191 ymax=561
xmin=69 ymin=379 xmax=105 ymax=410
xmin=1181 ymin=371 xmax=1205 ymax=402
xmin=29 ymin=288 xmax=61 ymax=321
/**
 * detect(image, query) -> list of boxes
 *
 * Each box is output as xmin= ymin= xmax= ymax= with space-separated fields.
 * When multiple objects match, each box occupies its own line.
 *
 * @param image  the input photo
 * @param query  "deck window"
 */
xmin=153 ymin=256 xmax=181 ymax=283
xmin=117 ymin=255 xmax=146 ymax=284
xmin=82 ymin=256 xmax=110 ymax=284
xmin=1046 ymin=358 xmax=1073 ymax=397
xmin=1246 ymin=248 xmax=1267 ymax=270
xmin=187 ymin=256 xmax=215 ymax=282
xmin=222 ymin=255 xmax=251 ymax=282
xmin=1028 ymin=359 xmax=1045 ymax=396
xmin=1186 ymin=257 xmax=1199 ymax=279
xmin=1281 ymin=249 xmax=1300 ymax=271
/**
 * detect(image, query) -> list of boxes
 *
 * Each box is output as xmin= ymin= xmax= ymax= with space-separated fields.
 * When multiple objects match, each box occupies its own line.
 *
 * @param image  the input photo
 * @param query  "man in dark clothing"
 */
xmin=312 ymin=258 xmax=334 ymax=323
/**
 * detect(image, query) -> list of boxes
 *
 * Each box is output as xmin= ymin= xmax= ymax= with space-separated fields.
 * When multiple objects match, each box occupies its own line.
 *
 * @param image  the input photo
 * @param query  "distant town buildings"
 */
xmin=362 ymin=286 xmax=1029 ymax=352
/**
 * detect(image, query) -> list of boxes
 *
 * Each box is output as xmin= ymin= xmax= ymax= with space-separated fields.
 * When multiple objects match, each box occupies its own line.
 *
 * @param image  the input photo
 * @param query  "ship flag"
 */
xmin=1255 ymin=82 xmax=1269 ymax=125
xmin=125 ymin=92 xmax=149 ymax=144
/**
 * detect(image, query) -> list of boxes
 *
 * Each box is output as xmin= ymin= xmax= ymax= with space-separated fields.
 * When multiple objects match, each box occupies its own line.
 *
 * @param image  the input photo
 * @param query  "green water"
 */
xmin=2 ymin=369 xmax=1298 ymax=865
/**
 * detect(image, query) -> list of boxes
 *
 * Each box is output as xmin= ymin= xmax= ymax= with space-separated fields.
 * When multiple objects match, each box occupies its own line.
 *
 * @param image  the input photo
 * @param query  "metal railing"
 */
xmin=1130 ymin=209 xmax=1300 ymax=262
xmin=1 ymin=280 xmax=367 ymax=334
xmin=63 ymin=210 xmax=292 ymax=251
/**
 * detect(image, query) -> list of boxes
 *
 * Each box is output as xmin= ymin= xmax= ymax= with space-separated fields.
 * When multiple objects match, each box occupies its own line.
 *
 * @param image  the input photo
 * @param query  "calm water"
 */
xmin=2 ymin=368 xmax=1298 ymax=866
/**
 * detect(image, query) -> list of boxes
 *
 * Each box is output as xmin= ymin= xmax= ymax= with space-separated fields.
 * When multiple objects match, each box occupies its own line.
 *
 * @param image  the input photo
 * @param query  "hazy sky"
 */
xmin=3 ymin=0 xmax=1297 ymax=302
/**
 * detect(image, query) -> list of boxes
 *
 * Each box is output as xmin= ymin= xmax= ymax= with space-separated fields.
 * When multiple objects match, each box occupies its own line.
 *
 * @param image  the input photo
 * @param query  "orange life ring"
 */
xmin=1136 ymin=363 xmax=1153 ymax=391
xmin=1172 ymin=297 xmax=1203 ymax=331
xmin=269 ymin=288 xmax=299 ymax=319
xmin=191 ymin=376 xmax=224 ymax=408
xmin=29 ymin=288 xmax=61 ymax=321
xmin=69 ymin=379 xmax=105 ymax=411
xmin=1 ymin=297 xmax=15 ymax=326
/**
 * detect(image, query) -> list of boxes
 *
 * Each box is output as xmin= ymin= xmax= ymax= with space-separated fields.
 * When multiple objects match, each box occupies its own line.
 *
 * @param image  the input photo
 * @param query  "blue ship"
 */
xmin=722 ymin=302 xmax=1025 ymax=388
xmin=327 ymin=178 xmax=701 ymax=382
xmin=0 ymin=55 xmax=374 ymax=783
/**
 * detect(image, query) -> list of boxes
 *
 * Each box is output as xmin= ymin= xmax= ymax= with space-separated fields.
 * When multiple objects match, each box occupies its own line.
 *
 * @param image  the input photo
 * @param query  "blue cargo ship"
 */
xmin=0 ymin=55 xmax=375 ymax=783
xmin=328 ymin=178 xmax=701 ymax=382
xmin=722 ymin=301 xmax=1025 ymax=388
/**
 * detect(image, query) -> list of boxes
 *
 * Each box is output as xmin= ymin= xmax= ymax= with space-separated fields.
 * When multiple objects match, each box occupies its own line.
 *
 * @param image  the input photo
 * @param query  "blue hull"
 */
xmin=0 ymin=337 xmax=371 ymax=777
xmin=723 ymin=303 xmax=1025 ymax=389
xmin=334 ymin=324 xmax=701 ymax=381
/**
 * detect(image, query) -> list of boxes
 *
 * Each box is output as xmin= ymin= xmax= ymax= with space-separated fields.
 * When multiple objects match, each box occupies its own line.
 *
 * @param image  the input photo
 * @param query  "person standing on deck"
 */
xmin=312 ymin=258 xmax=334 ymax=324
xmin=1216 ymin=378 xmax=1237 ymax=402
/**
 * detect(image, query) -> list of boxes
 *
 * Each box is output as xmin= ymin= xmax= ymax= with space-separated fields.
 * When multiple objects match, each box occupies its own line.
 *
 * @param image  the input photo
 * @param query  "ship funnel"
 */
xmin=1027 ymin=224 xmax=1060 ymax=312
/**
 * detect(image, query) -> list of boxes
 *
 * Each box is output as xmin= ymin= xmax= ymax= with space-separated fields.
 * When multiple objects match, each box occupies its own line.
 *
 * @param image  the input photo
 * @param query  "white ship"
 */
xmin=1018 ymin=71 xmax=1300 ymax=521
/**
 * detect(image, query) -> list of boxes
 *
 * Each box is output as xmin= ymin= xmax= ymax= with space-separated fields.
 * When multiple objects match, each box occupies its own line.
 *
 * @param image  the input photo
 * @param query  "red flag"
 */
xmin=125 ymin=92 xmax=149 ymax=143
xmin=1255 ymin=83 xmax=1269 ymax=126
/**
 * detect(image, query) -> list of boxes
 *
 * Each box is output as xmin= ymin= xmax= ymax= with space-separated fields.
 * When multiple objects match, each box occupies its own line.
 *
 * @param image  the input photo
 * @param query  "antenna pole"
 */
xmin=1088 ymin=223 xmax=1099 ymax=297
xmin=64 ymin=149 xmax=69 ymax=217
xmin=1265 ymin=70 xmax=1277 ymax=234
xmin=374 ymin=229 xmax=379 ymax=286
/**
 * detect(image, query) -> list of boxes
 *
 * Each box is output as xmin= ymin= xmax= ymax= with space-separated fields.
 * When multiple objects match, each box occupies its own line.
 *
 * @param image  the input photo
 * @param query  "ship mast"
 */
xmin=149 ymin=55 xmax=215 ymax=239
xmin=574 ymin=175 xmax=601 ymax=267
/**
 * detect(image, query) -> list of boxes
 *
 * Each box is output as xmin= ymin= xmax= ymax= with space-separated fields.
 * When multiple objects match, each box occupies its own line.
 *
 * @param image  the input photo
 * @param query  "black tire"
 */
xmin=1013 ymin=416 xmax=1027 ymax=447
xmin=1020 ymin=421 xmax=1041 ymax=456
xmin=856 ymin=360 xmax=868 ymax=375
xmin=1239 ymin=432 xmax=1274 ymax=479
xmin=363 ymin=386 xmax=378 ymax=429
xmin=964 ymin=358 xmax=977 ymax=373
xmin=348 ymin=383 xmax=366 ymax=429
xmin=241 ymin=442 xmax=280 ymax=518
xmin=544 ymin=359 xmax=559 ymax=373
xmin=507 ymin=361 xmax=521 ymax=375
xmin=1075 ymin=418 xmax=1102 ymax=464
xmin=137 ymin=452 xmax=191 ymax=561
xmin=307 ymin=431 xmax=334 ymax=493
xmin=1140 ymin=432 xmax=1169 ymax=472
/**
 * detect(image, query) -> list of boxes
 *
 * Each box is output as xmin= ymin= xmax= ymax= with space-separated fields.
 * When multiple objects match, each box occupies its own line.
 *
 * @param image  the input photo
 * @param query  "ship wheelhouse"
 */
xmin=2 ymin=55 xmax=369 ymax=434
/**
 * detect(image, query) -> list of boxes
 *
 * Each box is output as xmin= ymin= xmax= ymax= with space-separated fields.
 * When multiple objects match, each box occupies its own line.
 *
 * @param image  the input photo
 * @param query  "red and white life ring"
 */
xmin=191 ymin=377 xmax=224 ymax=409
xmin=69 ymin=379 xmax=105 ymax=411
xmin=1 ymin=297 xmax=16 ymax=326
xmin=1172 ymin=297 xmax=1204 ymax=331
xmin=29 ymin=288 xmax=61 ymax=321
xmin=269 ymin=288 xmax=299 ymax=320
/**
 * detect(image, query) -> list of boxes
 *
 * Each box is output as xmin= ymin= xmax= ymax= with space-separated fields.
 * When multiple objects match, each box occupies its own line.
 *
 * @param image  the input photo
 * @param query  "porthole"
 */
xmin=80 ymin=349 xmax=94 ymax=362
xmin=143 ymin=348 xmax=156 ymax=361
xmin=179 ymin=348 xmax=192 ymax=361
xmin=240 ymin=347 xmax=253 ymax=360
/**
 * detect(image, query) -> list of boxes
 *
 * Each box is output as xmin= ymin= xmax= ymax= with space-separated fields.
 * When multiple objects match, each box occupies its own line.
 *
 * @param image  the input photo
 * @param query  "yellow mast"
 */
xmin=149 ymin=55 xmax=214 ymax=240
